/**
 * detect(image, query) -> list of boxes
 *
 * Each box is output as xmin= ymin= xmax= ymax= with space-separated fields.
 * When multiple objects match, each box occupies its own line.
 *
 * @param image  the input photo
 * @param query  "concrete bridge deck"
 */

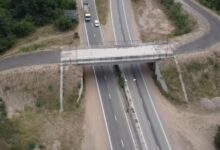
xmin=61 ymin=44 xmax=173 ymax=65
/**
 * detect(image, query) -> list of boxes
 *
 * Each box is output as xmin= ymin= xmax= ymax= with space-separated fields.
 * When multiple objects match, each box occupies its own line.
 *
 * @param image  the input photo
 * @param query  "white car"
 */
xmin=94 ymin=19 xmax=100 ymax=27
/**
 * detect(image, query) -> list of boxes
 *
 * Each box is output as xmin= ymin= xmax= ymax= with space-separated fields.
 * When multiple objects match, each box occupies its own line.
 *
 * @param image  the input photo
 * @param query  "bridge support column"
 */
xmin=151 ymin=61 xmax=168 ymax=93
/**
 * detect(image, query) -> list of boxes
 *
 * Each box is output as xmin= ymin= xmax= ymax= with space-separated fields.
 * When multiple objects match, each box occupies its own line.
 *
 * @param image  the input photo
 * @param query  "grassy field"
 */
xmin=1 ymin=25 xmax=79 ymax=57
xmin=160 ymin=50 xmax=220 ymax=103
xmin=0 ymin=65 xmax=84 ymax=149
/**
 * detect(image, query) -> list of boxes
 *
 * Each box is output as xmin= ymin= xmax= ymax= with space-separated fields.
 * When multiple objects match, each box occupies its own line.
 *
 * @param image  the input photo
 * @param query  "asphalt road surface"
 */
xmin=110 ymin=0 xmax=172 ymax=149
xmin=82 ymin=0 xmax=137 ymax=149
xmin=0 ymin=0 xmax=220 ymax=149
xmin=1 ymin=0 xmax=220 ymax=70
xmin=176 ymin=0 xmax=220 ymax=53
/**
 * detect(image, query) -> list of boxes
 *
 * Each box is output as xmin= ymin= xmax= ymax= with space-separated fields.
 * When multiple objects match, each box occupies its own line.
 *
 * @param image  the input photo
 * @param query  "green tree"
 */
xmin=13 ymin=20 xmax=35 ymax=37
xmin=55 ymin=16 xmax=73 ymax=31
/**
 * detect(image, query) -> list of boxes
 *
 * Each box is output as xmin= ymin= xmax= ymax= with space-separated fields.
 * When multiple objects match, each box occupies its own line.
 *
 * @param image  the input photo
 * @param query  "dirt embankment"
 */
xmin=141 ymin=64 xmax=220 ymax=150
xmin=155 ymin=48 xmax=220 ymax=150
xmin=0 ymin=65 xmax=84 ymax=150
xmin=131 ymin=0 xmax=175 ymax=42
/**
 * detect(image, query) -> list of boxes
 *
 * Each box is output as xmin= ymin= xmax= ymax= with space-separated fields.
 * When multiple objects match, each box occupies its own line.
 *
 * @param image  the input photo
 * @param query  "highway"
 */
xmin=82 ymin=0 xmax=137 ymax=149
xmin=110 ymin=0 xmax=171 ymax=149
xmin=1 ymin=0 xmax=220 ymax=71
xmin=0 ymin=0 xmax=220 ymax=149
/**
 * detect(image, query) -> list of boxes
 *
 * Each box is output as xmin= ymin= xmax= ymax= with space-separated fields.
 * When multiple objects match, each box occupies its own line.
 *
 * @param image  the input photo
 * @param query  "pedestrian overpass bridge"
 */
xmin=61 ymin=44 xmax=173 ymax=65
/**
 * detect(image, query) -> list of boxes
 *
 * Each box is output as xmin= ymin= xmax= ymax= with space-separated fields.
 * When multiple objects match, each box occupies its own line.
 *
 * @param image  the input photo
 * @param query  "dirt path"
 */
xmin=141 ymin=64 xmax=220 ymax=150
xmin=81 ymin=67 xmax=109 ymax=150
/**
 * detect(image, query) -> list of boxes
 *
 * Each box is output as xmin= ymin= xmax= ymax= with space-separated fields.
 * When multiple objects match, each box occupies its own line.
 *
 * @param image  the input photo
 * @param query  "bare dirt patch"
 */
xmin=0 ymin=65 xmax=84 ymax=150
xmin=131 ymin=0 xmax=175 ymax=42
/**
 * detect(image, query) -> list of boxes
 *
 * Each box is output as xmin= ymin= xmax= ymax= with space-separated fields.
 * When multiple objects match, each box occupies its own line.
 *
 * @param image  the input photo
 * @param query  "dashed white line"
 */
xmin=139 ymin=66 xmax=172 ymax=150
xmin=121 ymin=139 xmax=125 ymax=148
xmin=93 ymin=68 xmax=114 ymax=150
xmin=114 ymin=115 xmax=117 ymax=121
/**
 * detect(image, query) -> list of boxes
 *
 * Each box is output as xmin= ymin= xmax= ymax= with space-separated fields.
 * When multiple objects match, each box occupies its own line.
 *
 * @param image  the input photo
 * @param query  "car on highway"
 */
xmin=94 ymin=19 xmax=100 ymax=27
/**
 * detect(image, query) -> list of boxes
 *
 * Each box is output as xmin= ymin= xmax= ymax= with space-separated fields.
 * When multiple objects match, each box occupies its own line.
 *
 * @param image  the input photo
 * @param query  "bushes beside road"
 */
xmin=159 ymin=0 xmax=192 ymax=35
xmin=198 ymin=0 xmax=220 ymax=14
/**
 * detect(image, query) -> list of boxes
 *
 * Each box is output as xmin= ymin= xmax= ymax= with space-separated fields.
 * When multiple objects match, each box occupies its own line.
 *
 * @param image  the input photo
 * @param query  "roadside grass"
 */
xmin=95 ymin=0 xmax=108 ymax=25
xmin=0 ymin=65 xmax=84 ymax=149
xmin=160 ymin=59 xmax=185 ymax=104
xmin=160 ymin=50 xmax=220 ymax=103
xmin=19 ymin=43 xmax=46 ymax=53
xmin=131 ymin=0 xmax=195 ymax=42
xmin=180 ymin=53 xmax=220 ymax=102
xmin=2 ymin=25 xmax=79 ymax=56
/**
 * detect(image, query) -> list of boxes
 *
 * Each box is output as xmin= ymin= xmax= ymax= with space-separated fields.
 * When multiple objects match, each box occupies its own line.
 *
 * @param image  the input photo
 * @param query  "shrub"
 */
xmin=13 ymin=20 xmax=35 ymax=37
xmin=55 ymin=16 xmax=73 ymax=31
xmin=159 ymin=0 xmax=192 ymax=35
xmin=214 ymin=126 xmax=220 ymax=150
xmin=0 ymin=34 xmax=16 ymax=54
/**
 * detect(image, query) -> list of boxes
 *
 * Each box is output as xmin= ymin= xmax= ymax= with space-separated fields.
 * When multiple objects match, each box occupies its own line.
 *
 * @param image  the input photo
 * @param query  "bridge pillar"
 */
xmin=151 ymin=61 xmax=168 ymax=93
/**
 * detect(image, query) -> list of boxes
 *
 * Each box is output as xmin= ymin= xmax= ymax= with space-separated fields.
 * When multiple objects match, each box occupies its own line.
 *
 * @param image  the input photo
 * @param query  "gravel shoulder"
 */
xmin=81 ymin=67 xmax=109 ymax=150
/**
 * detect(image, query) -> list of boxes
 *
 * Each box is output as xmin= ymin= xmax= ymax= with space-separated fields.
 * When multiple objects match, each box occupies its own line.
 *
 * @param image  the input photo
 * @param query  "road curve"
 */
xmin=176 ymin=0 xmax=220 ymax=53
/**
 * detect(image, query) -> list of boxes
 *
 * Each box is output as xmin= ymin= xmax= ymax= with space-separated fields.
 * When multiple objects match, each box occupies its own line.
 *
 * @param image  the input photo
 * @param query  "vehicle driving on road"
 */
xmin=94 ymin=19 xmax=100 ymax=27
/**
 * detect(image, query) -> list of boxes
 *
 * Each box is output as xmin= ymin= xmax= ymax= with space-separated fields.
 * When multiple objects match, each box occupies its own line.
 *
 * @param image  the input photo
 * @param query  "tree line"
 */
xmin=0 ymin=0 xmax=77 ymax=54
xmin=199 ymin=0 xmax=220 ymax=13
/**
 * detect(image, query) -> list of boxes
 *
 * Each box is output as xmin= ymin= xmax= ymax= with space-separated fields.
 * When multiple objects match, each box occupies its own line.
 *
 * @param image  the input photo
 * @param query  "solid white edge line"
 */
xmin=109 ymin=0 xmax=138 ymax=148
xmin=139 ymin=66 xmax=172 ymax=150
xmin=81 ymin=0 xmax=113 ymax=149
xmin=93 ymin=67 xmax=114 ymax=150
xmin=92 ymin=0 xmax=105 ymax=43
xmin=121 ymin=0 xmax=132 ymax=42
xmin=116 ymin=84 xmax=138 ymax=150
xmin=59 ymin=63 xmax=64 ymax=112
xmin=109 ymin=0 xmax=139 ymax=148
xmin=80 ymin=0 xmax=89 ymax=47
xmin=109 ymin=0 xmax=117 ymax=42
xmin=122 ymin=72 xmax=149 ymax=150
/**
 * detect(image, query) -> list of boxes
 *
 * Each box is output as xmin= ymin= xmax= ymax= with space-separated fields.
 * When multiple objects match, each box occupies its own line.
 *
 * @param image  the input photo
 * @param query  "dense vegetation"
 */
xmin=158 ymin=0 xmax=192 ymax=35
xmin=215 ymin=126 xmax=220 ymax=150
xmin=0 ymin=0 xmax=77 ymax=54
xmin=199 ymin=0 xmax=220 ymax=14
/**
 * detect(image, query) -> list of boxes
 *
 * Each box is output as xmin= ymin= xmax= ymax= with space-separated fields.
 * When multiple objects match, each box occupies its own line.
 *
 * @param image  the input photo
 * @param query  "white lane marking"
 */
xmin=109 ymin=93 xmax=111 ymax=99
xmin=121 ymin=139 xmax=125 ymax=148
xmin=81 ymin=0 xmax=113 ymax=148
xmin=139 ymin=66 xmax=172 ymax=150
xmin=109 ymin=0 xmax=117 ymax=43
xmin=122 ymin=72 xmax=149 ymax=150
xmin=121 ymin=0 xmax=132 ymax=43
xmin=92 ymin=0 xmax=104 ymax=42
xmin=117 ymin=89 xmax=137 ymax=149
xmin=114 ymin=115 xmax=117 ymax=121
xmin=109 ymin=1 xmax=138 ymax=149
xmin=93 ymin=34 xmax=96 ymax=38
xmin=93 ymin=68 xmax=114 ymax=150
xmin=59 ymin=63 xmax=64 ymax=112
xmin=80 ymin=0 xmax=89 ymax=47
